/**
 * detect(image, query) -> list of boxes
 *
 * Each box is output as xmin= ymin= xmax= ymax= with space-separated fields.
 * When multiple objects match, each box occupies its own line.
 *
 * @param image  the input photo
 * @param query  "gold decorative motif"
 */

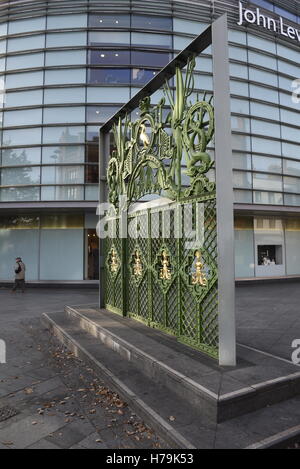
xmin=133 ymin=250 xmax=143 ymax=277
xmin=110 ymin=248 xmax=119 ymax=273
xmin=191 ymin=251 xmax=207 ymax=287
xmin=159 ymin=250 xmax=172 ymax=281
xmin=139 ymin=124 xmax=150 ymax=147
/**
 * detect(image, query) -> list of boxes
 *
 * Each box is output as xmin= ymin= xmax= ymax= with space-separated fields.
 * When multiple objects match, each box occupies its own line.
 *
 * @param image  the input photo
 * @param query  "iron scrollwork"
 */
xmin=107 ymin=57 xmax=215 ymax=209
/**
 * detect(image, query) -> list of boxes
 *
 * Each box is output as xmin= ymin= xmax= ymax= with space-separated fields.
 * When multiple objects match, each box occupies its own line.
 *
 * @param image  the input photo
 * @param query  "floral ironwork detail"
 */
xmin=107 ymin=57 xmax=215 ymax=209
xmin=191 ymin=250 xmax=208 ymax=287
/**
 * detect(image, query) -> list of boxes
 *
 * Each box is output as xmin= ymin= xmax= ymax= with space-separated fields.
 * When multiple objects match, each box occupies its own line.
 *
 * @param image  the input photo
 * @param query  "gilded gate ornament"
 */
xmin=133 ymin=250 xmax=143 ymax=277
xmin=110 ymin=248 xmax=119 ymax=274
xmin=191 ymin=250 xmax=208 ymax=287
xmin=159 ymin=250 xmax=172 ymax=281
xmin=107 ymin=57 xmax=215 ymax=210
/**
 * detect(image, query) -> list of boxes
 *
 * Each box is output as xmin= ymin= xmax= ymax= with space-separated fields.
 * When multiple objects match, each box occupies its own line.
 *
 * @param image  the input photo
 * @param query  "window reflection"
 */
xmin=88 ymin=68 xmax=130 ymax=85
xmin=89 ymin=14 xmax=130 ymax=28
xmin=86 ymin=145 xmax=98 ymax=163
xmin=132 ymin=15 xmax=172 ymax=31
xmin=132 ymin=69 xmax=157 ymax=85
xmin=2 ymin=147 xmax=41 ymax=166
xmin=131 ymin=51 xmax=170 ymax=67
xmin=85 ymin=164 xmax=99 ymax=183
xmin=42 ymin=146 xmax=85 ymax=164
xmin=87 ymin=106 xmax=119 ymax=123
xmin=89 ymin=31 xmax=130 ymax=46
xmin=1 ymin=166 xmax=40 ymax=186
xmin=88 ymin=50 xmax=130 ymax=65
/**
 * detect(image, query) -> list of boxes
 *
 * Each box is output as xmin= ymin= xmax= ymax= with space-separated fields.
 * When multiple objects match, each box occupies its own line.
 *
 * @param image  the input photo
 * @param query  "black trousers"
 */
xmin=12 ymin=279 xmax=25 ymax=291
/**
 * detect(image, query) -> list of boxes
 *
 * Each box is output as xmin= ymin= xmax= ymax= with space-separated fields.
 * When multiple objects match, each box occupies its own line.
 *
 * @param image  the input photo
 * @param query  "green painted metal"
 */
xmin=104 ymin=58 xmax=218 ymax=359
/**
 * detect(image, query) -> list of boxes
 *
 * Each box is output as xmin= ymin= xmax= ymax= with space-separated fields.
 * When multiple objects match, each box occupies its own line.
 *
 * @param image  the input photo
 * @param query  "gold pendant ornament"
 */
xmin=159 ymin=250 xmax=172 ymax=281
xmin=192 ymin=250 xmax=208 ymax=287
xmin=110 ymin=248 xmax=119 ymax=274
xmin=133 ymin=250 xmax=143 ymax=277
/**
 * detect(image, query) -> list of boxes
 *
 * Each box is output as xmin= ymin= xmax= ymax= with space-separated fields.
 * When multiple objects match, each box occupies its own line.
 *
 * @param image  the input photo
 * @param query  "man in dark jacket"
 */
xmin=12 ymin=257 xmax=26 ymax=293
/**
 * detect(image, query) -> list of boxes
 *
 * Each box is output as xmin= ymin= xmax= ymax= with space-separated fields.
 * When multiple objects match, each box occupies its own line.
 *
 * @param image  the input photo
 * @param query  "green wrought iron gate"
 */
xmin=104 ymin=195 xmax=218 ymax=359
xmin=103 ymin=57 xmax=219 ymax=359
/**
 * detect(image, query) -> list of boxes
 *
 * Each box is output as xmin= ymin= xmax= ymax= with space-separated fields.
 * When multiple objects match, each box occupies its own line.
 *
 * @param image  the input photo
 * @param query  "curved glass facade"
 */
xmin=0 ymin=0 xmax=299 ymax=281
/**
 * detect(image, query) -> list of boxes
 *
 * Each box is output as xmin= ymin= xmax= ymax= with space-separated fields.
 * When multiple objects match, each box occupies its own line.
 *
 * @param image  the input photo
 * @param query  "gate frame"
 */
xmin=99 ymin=14 xmax=236 ymax=367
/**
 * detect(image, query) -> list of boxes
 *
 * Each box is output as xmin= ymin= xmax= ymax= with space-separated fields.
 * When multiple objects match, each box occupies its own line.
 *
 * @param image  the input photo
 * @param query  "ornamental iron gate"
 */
xmin=100 ymin=16 xmax=236 ymax=365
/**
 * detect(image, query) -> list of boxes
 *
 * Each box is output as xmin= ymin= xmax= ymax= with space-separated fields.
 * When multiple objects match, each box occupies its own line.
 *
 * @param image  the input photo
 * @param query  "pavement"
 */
xmin=0 ymin=288 xmax=164 ymax=449
xmin=0 ymin=282 xmax=299 ymax=449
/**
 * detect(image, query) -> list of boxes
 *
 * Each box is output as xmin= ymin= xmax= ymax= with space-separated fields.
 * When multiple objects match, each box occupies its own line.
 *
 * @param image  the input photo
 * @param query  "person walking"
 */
xmin=12 ymin=257 xmax=26 ymax=293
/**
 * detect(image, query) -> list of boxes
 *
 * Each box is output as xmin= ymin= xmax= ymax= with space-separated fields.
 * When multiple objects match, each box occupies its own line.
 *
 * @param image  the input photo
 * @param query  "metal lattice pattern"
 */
xmin=104 ymin=196 xmax=219 ymax=359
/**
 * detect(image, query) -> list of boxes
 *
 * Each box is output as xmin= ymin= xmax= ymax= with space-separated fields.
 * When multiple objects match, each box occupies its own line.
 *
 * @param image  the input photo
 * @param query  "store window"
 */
xmin=257 ymin=245 xmax=283 ymax=266
xmin=86 ymin=229 xmax=99 ymax=280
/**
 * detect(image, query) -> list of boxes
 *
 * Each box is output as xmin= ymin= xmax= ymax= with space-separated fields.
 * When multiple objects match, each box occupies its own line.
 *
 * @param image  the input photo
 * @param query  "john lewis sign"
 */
xmin=238 ymin=1 xmax=300 ymax=43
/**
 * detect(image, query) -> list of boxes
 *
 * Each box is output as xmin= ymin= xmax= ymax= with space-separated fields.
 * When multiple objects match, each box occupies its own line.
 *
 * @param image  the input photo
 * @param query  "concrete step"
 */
xmin=63 ymin=305 xmax=300 ymax=423
xmin=42 ymin=309 xmax=300 ymax=449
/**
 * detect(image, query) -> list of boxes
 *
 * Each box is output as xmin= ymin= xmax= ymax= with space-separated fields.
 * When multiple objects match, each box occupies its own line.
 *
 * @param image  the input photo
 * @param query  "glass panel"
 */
xmin=88 ymin=68 xmax=130 ymax=85
xmin=0 ymin=22 xmax=7 ymax=36
xmin=229 ymin=46 xmax=247 ymax=61
xmin=278 ymin=60 xmax=300 ymax=79
xmin=5 ymin=71 xmax=43 ymax=89
xmin=248 ymin=51 xmax=277 ymax=70
xmin=9 ymin=17 xmax=46 ymax=34
xmin=43 ymin=107 xmax=85 ymax=124
xmin=286 ymin=224 xmax=300 ymax=274
xmin=284 ymin=176 xmax=300 ymax=194
xmin=132 ymin=15 xmax=172 ymax=31
xmin=87 ymin=106 xmax=119 ymax=123
xmin=40 ymin=229 xmax=84 ymax=280
xmin=233 ymin=171 xmax=252 ymax=189
xmin=45 ymin=68 xmax=86 ymax=85
xmin=285 ymin=194 xmax=300 ymax=207
xmin=3 ymin=127 xmax=42 ymax=146
xmin=132 ymin=32 xmax=172 ymax=48
xmin=85 ymin=164 xmax=99 ymax=183
xmin=235 ymin=224 xmax=255 ymax=277
xmin=85 ymin=184 xmax=98 ymax=201
xmin=43 ymin=127 xmax=85 ymax=144
xmin=86 ymin=127 xmax=99 ymax=143
xmin=282 ymin=142 xmax=300 ymax=159
xmin=231 ymin=116 xmax=250 ymax=133
xmin=249 ymin=67 xmax=278 ymax=87
xmin=250 ymin=102 xmax=280 ymax=121
xmin=89 ymin=50 xmax=130 ymax=66
xmin=253 ymin=191 xmax=283 ymax=205
xmin=42 ymin=146 xmax=85 ymax=164
xmin=251 ymin=119 xmax=280 ymax=138
xmin=0 ymin=186 xmax=40 ymax=201
xmin=7 ymin=35 xmax=45 ymax=52
xmin=131 ymin=51 xmax=170 ymax=67
xmin=173 ymin=18 xmax=206 ymax=35
xmin=283 ymin=159 xmax=300 ymax=177
xmin=253 ymin=173 xmax=282 ymax=191
xmin=173 ymin=36 xmax=192 ymax=50
xmin=279 ymin=91 xmax=299 ymax=111
xmin=252 ymin=155 xmax=282 ymax=173
xmin=252 ymin=137 xmax=282 ymax=155
xmin=232 ymin=134 xmax=251 ymax=151
xmin=277 ymin=45 xmax=299 ymax=65
xmin=6 ymin=53 xmax=44 ymax=70
xmin=40 ymin=214 xmax=84 ymax=229
xmin=89 ymin=31 xmax=130 ymax=46
xmin=230 ymin=63 xmax=248 ymax=79
xmin=228 ymin=29 xmax=247 ymax=45
xmin=86 ymin=144 xmax=98 ymax=163
xmin=281 ymin=109 xmax=300 ymax=126
xmin=87 ymin=87 xmax=130 ymax=104
xmin=247 ymin=34 xmax=276 ymax=53
xmin=234 ymin=190 xmax=252 ymax=203
xmin=232 ymin=153 xmax=252 ymax=170
xmin=47 ymin=14 xmax=87 ymax=29
xmin=45 ymin=50 xmax=86 ymax=66
xmin=44 ymin=87 xmax=86 ymax=104
xmin=132 ymin=69 xmax=157 ymax=85
xmin=0 ymin=229 xmax=39 ymax=280
xmin=41 ymin=166 xmax=84 ymax=184
xmin=1 ymin=166 xmax=40 ymax=185
xmin=230 ymin=80 xmax=249 ymax=97
xmin=0 ymin=40 xmax=6 ymax=54
xmin=88 ymin=14 xmax=130 ymax=28
xmin=41 ymin=185 xmax=84 ymax=201
xmin=281 ymin=125 xmax=299 ymax=143
xmin=2 ymin=147 xmax=41 ymax=166
xmin=250 ymin=85 xmax=279 ymax=104
xmin=5 ymin=89 xmax=43 ymax=107
xmin=46 ymin=32 xmax=87 ymax=47
xmin=4 ymin=108 xmax=43 ymax=127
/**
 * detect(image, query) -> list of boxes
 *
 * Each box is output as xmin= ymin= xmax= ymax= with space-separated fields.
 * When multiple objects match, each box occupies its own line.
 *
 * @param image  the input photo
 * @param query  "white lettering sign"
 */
xmin=238 ymin=1 xmax=300 ymax=43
